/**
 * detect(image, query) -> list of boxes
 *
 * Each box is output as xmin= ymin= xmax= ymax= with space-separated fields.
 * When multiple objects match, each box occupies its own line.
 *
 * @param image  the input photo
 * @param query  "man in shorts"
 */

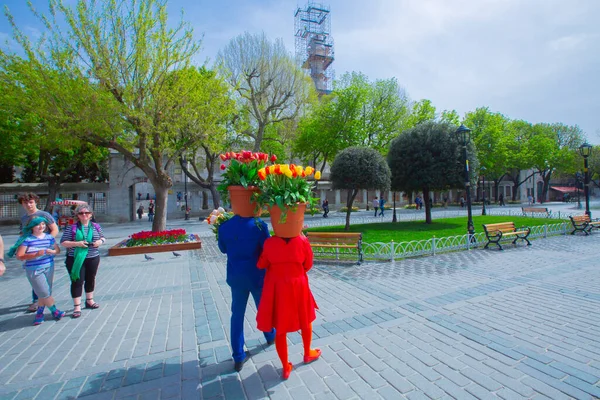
xmin=18 ymin=193 xmax=59 ymax=312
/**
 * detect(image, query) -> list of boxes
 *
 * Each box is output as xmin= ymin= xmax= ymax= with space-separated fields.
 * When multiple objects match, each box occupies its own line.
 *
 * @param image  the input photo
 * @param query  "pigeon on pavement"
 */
xmin=173 ymin=252 xmax=182 ymax=258
xmin=144 ymin=254 xmax=154 ymax=261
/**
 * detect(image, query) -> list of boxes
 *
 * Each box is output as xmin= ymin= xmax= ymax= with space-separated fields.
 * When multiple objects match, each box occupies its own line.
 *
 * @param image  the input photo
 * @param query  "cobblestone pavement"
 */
xmin=1 ymin=223 xmax=600 ymax=399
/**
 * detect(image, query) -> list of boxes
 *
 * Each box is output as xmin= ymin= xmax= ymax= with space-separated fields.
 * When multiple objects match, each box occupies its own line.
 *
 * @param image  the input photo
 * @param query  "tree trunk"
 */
xmin=344 ymin=189 xmax=359 ymax=231
xmin=208 ymin=186 xmax=220 ymax=209
xmin=202 ymin=191 xmax=209 ymax=209
xmin=46 ymin=179 xmax=61 ymax=212
xmin=151 ymin=183 xmax=170 ymax=232
xmin=423 ymin=187 xmax=432 ymax=224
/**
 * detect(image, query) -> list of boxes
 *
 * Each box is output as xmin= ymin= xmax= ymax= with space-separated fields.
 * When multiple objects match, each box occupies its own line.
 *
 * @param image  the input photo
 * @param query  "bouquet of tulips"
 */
xmin=255 ymin=163 xmax=321 ymax=222
xmin=217 ymin=151 xmax=277 ymax=203
xmin=205 ymin=207 xmax=234 ymax=240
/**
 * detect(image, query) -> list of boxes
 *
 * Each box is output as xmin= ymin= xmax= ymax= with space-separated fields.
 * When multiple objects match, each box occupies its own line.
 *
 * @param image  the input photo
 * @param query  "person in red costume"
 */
xmin=256 ymin=234 xmax=321 ymax=380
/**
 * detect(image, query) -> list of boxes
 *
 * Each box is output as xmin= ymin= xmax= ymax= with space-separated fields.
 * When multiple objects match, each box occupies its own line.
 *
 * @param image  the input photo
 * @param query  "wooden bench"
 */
xmin=482 ymin=222 xmax=531 ymax=251
xmin=522 ymin=207 xmax=550 ymax=217
xmin=569 ymin=215 xmax=600 ymax=235
xmin=306 ymin=232 xmax=363 ymax=264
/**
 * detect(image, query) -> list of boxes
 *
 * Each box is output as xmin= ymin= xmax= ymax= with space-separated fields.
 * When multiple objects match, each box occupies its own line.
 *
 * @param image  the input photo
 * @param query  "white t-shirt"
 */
xmin=372 ymin=199 xmax=379 ymax=208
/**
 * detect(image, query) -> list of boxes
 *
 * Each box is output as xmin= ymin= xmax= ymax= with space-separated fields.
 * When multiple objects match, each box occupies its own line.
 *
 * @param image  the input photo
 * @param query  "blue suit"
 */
xmin=218 ymin=216 xmax=275 ymax=362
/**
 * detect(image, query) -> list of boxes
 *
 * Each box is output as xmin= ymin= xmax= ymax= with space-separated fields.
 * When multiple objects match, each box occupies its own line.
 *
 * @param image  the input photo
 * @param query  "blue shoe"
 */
xmin=33 ymin=314 xmax=44 ymax=325
xmin=53 ymin=310 xmax=66 ymax=321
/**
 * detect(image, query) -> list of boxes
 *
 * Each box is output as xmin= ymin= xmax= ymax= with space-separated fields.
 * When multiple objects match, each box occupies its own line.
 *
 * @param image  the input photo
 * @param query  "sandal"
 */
xmin=72 ymin=303 xmax=81 ymax=319
xmin=85 ymin=299 xmax=100 ymax=309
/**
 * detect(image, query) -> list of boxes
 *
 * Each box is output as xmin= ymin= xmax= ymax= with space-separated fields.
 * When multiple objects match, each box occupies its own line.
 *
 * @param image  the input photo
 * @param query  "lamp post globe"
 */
xmin=579 ymin=142 xmax=593 ymax=218
xmin=455 ymin=124 xmax=475 ymax=241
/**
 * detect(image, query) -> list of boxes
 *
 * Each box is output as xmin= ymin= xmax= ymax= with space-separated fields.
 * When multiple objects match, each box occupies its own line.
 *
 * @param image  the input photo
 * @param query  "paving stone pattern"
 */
xmin=1 ymin=225 xmax=600 ymax=399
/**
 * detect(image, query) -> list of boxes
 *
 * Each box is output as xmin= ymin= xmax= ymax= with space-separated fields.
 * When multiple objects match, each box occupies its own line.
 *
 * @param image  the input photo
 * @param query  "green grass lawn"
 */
xmin=306 ymin=215 xmax=566 ymax=243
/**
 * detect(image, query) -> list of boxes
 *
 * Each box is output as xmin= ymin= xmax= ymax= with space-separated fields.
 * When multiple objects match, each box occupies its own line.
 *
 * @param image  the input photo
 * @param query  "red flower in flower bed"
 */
xmin=126 ymin=229 xmax=190 ymax=247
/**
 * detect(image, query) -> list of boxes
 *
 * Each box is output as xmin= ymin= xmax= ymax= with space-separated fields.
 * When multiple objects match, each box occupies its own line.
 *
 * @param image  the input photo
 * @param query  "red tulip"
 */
xmin=220 ymin=164 xmax=226 ymax=170
xmin=270 ymin=154 xmax=277 ymax=162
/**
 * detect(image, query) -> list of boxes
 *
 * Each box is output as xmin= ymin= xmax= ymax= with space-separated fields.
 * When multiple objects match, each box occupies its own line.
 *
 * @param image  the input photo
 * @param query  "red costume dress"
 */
xmin=256 ymin=235 xmax=318 ymax=333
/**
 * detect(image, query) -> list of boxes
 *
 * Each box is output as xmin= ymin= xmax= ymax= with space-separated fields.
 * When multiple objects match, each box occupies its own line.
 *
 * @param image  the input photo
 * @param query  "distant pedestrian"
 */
xmin=460 ymin=197 xmax=465 ymax=208
xmin=379 ymin=197 xmax=386 ymax=216
xmin=528 ymin=194 xmax=533 ymax=205
xmin=499 ymin=193 xmax=505 ymax=206
xmin=137 ymin=192 xmax=142 ymax=200
xmin=322 ymin=199 xmax=329 ymax=218
xmin=372 ymin=197 xmax=379 ymax=217
xmin=137 ymin=204 xmax=144 ymax=220
xmin=148 ymin=201 xmax=155 ymax=222
xmin=443 ymin=196 xmax=448 ymax=208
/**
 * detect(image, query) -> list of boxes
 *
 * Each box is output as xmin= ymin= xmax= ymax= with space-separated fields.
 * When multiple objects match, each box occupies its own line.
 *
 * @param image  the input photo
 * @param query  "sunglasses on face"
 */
xmin=78 ymin=212 xmax=92 ymax=215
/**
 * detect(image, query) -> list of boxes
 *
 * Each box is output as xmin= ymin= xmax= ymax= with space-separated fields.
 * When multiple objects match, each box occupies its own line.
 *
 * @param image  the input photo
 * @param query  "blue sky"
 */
xmin=2 ymin=0 xmax=599 ymax=143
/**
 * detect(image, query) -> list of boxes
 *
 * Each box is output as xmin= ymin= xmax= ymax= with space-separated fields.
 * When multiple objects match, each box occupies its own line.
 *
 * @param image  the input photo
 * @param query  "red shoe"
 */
xmin=303 ymin=348 xmax=321 ymax=364
xmin=282 ymin=362 xmax=293 ymax=380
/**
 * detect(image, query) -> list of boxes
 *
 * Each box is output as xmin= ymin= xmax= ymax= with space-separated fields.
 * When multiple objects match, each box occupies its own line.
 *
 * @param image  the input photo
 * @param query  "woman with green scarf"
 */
xmin=60 ymin=205 xmax=106 ymax=318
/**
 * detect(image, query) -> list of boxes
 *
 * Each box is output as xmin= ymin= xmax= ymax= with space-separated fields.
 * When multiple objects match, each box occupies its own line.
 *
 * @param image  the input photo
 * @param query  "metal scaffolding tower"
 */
xmin=294 ymin=2 xmax=334 ymax=94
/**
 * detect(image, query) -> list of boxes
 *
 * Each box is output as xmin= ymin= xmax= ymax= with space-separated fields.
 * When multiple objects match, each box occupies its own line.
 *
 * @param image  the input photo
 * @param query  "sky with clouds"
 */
xmin=2 ymin=0 xmax=599 ymax=143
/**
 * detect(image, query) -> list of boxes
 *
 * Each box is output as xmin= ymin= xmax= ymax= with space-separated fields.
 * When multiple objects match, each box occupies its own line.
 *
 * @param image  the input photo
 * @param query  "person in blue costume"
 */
xmin=218 ymin=215 xmax=276 ymax=372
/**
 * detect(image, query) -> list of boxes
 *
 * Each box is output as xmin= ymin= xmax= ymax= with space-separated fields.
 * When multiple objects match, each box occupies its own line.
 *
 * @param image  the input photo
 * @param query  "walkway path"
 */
xmin=0 ymin=221 xmax=600 ymax=399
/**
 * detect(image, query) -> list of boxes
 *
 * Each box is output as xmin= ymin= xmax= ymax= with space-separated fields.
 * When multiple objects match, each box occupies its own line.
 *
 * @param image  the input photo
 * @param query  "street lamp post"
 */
xmin=182 ymin=158 xmax=189 ymax=220
xmin=392 ymin=191 xmax=397 ymax=223
xmin=481 ymin=166 xmax=487 ymax=216
xmin=579 ymin=142 xmax=593 ymax=218
xmin=575 ymin=172 xmax=582 ymax=210
xmin=456 ymin=124 xmax=475 ymax=241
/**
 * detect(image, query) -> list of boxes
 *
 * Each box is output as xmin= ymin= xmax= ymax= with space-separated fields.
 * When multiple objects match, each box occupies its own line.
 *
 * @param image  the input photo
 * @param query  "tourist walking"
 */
xmin=9 ymin=217 xmax=65 ymax=325
xmin=322 ymin=199 xmax=329 ymax=218
xmin=218 ymin=215 xmax=275 ymax=372
xmin=379 ymin=197 xmax=386 ymax=216
xmin=148 ymin=201 xmax=155 ymax=222
xmin=60 ymin=205 xmax=106 ymax=318
xmin=372 ymin=197 xmax=379 ymax=217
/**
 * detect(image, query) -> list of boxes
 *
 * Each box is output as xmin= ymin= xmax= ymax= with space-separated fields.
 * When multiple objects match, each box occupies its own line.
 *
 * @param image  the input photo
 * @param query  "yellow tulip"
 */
xmin=295 ymin=166 xmax=303 ymax=176
xmin=268 ymin=165 xmax=275 ymax=174
xmin=284 ymin=169 xmax=293 ymax=178
xmin=305 ymin=166 xmax=314 ymax=175
xmin=315 ymin=171 xmax=321 ymax=180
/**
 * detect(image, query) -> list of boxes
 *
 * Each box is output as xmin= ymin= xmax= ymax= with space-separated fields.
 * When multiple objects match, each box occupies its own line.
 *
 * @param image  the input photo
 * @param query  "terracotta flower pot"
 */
xmin=269 ymin=203 xmax=306 ymax=238
xmin=228 ymin=186 xmax=260 ymax=217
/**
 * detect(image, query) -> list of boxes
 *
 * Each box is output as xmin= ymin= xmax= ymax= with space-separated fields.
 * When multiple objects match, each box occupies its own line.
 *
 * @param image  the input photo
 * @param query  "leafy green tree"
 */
xmin=3 ymin=0 xmax=213 ymax=231
xmin=329 ymin=147 xmax=391 ymax=230
xmin=218 ymin=32 xmax=315 ymax=152
xmin=295 ymin=72 xmax=410 ymax=168
xmin=388 ymin=122 xmax=474 ymax=224
xmin=527 ymin=123 xmax=584 ymax=202
xmin=406 ymin=99 xmax=437 ymax=128
xmin=0 ymin=58 xmax=108 ymax=204
xmin=464 ymin=107 xmax=511 ymax=202
xmin=503 ymin=120 xmax=536 ymax=200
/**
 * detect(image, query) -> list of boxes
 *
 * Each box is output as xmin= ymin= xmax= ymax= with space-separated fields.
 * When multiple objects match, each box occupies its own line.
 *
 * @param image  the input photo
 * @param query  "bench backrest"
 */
xmin=571 ymin=215 xmax=591 ymax=223
xmin=522 ymin=207 xmax=548 ymax=213
xmin=483 ymin=222 xmax=516 ymax=234
xmin=306 ymin=232 xmax=362 ymax=245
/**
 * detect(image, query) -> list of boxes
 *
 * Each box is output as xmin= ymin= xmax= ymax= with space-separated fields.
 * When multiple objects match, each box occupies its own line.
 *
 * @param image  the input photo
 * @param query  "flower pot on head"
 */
xmin=269 ymin=203 xmax=306 ymax=238
xmin=228 ymin=186 xmax=260 ymax=217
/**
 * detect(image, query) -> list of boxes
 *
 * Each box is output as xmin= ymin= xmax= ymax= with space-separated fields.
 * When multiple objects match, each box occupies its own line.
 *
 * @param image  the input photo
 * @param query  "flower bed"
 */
xmin=108 ymin=229 xmax=201 ymax=256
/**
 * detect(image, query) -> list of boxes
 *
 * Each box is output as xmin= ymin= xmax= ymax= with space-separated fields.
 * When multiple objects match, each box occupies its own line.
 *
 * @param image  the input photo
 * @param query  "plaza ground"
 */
xmin=0 ymin=202 xmax=600 ymax=399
